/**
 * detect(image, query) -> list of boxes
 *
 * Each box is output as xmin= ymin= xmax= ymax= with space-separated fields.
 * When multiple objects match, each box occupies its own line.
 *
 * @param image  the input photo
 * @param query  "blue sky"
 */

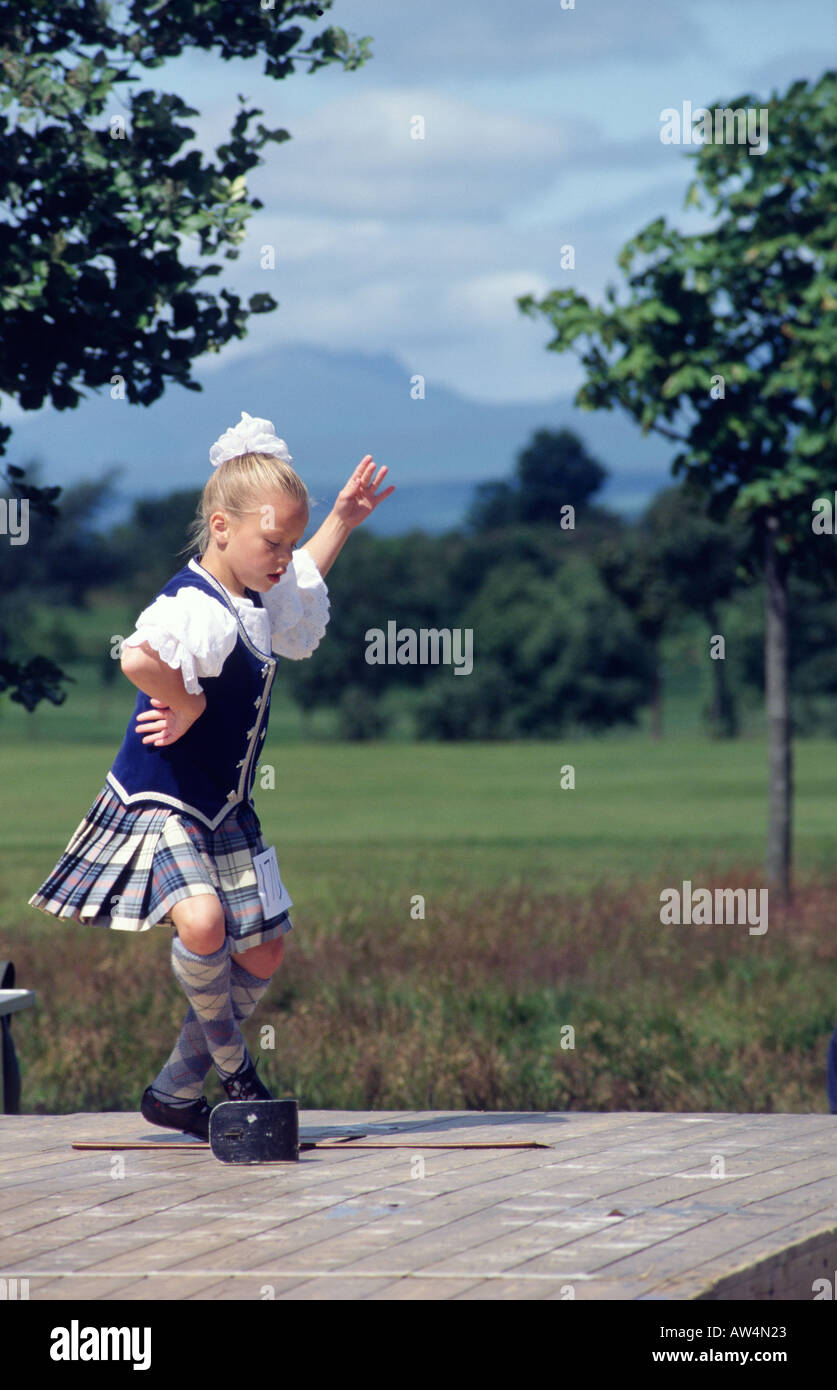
xmin=124 ymin=0 xmax=835 ymax=401
xmin=3 ymin=0 xmax=836 ymax=503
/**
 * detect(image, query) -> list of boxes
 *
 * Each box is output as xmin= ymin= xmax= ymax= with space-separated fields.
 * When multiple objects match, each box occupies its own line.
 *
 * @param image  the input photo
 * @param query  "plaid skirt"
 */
xmin=27 ymin=784 xmax=293 ymax=951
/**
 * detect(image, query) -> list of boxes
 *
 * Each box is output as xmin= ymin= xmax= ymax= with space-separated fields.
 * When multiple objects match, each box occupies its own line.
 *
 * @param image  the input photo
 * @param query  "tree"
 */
xmin=598 ymin=486 xmax=750 ymax=739
xmin=466 ymin=427 xmax=608 ymax=531
xmin=109 ymin=488 xmax=203 ymax=600
xmin=0 ymin=0 xmax=372 ymax=706
xmin=517 ymin=70 xmax=837 ymax=898
xmin=1 ymin=463 xmax=123 ymax=602
xmin=282 ymin=528 xmax=454 ymax=715
xmin=596 ymin=523 xmax=675 ymax=744
xmin=0 ymin=464 xmax=69 ymax=709
xmin=415 ymin=551 xmax=655 ymax=740
xmin=0 ymin=461 xmax=127 ymax=707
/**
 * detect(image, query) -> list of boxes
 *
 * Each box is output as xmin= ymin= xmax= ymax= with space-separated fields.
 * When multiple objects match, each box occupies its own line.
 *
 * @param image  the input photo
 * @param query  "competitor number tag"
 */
xmin=252 ymin=846 xmax=293 ymax=919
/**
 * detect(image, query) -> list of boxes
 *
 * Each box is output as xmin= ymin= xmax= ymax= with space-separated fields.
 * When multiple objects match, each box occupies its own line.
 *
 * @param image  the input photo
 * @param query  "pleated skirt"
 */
xmin=27 ymin=783 xmax=293 ymax=951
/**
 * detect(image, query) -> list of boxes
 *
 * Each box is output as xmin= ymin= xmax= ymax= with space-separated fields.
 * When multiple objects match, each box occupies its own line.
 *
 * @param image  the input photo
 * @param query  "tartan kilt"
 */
xmin=27 ymin=784 xmax=293 ymax=950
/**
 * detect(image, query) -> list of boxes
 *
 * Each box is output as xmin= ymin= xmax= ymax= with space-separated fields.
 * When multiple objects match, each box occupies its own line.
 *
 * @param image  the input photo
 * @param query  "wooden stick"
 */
xmin=71 ymin=1138 xmax=550 ymax=1152
xmin=72 ymin=1140 xmax=209 ymax=1150
xmin=317 ymin=1140 xmax=551 ymax=1149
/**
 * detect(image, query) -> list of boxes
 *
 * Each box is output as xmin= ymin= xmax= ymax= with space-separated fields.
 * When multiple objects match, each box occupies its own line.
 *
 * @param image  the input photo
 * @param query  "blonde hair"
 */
xmin=183 ymin=451 xmax=310 ymax=557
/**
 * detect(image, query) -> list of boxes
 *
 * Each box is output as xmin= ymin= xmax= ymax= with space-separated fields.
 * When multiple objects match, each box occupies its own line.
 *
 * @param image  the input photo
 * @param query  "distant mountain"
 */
xmin=360 ymin=474 xmax=665 ymax=535
xmin=2 ymin=343 xmax=676 ymax=532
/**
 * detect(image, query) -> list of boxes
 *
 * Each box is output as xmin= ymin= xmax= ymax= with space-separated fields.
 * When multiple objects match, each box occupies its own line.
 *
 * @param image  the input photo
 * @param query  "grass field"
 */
xmin=3 ymin=724 xmax=837 ymax=898
xmin=3 ymin=710 xmax=837 ymax=1116
xmin=2 ymin=617 xmax=837 ymax=1118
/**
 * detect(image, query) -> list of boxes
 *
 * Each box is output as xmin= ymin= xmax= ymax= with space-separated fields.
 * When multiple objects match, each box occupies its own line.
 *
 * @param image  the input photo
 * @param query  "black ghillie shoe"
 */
xmin=140 ymin=1086 xmax=212 ymax=1140
xmin=220 ymin=1054 xmax=274 ymax=1102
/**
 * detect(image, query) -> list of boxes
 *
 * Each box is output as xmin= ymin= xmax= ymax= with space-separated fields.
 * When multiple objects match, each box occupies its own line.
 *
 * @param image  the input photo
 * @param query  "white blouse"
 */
xmin=122 ymin=549 xmax=330 ymax=695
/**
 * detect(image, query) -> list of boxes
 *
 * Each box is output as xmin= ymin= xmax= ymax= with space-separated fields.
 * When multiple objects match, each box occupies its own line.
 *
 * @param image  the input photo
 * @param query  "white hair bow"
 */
xmin=209 ymin=411 xmax=293 ymax=468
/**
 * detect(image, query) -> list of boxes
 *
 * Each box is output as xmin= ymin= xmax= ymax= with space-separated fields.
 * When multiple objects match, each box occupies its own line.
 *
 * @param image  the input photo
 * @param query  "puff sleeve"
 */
xmin=121 ymin=587 xmax=239 ymax=695
xmin=262 ymin=548 xmax=331 ymax=659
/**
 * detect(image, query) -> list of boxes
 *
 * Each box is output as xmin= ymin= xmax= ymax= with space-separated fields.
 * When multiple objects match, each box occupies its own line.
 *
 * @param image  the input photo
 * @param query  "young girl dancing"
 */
xmin=29 ymin=411 xmax=393 ymax=1138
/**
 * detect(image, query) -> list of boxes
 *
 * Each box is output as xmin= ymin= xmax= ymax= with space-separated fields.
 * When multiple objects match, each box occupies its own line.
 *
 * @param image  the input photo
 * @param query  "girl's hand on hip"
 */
xmin=135 ymin=694 xmax=206 ymax=747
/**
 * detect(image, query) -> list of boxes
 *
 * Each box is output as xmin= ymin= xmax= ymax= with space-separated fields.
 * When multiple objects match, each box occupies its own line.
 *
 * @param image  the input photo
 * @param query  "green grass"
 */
xmin=7 ymin=864 xmax=837 ymax=1116
xmin=4 ymin=731 xmax=837 ymax=911
xmin=3 ymin=683 xmax=837 ymax=1115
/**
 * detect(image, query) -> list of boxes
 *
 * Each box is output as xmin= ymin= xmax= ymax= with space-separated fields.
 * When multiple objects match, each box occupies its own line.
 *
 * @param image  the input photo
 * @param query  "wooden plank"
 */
xmin=699 ymin=1229 xmax=837 ymax=1301
xmin=165 ymin=1150 xmax=553 ymax=1279
xmin=4 ymin=1110 xmax=837 ymax=1300
xmin=32 ymin=1271 xmax=158 ymax=1301
xmin=651 ymin=1217 xmax=837 ymax=1300
xmin=361 ymin=1274 xmax=488 ymax=1301
xmin=185 ymin=1276 xmax=322 ymax=1301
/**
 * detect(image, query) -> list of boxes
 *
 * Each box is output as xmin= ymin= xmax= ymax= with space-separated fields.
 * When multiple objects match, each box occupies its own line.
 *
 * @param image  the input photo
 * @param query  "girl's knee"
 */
xmin=232 ymin=934 xmax=285 ymax=979
xmin=171 ymin=894 xmax=226 ymax=954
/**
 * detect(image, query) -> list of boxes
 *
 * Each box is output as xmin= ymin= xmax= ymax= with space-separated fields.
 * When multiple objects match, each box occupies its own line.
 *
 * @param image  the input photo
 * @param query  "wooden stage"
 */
xmin=1 ymin=1109 xmax=836 ymax=1300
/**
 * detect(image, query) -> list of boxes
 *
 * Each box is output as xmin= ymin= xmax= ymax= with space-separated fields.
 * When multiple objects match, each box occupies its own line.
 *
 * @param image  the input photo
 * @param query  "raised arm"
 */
xmin=300 ymin=511 xmax=353 ymax=580
xmin=301 ymin=456 xmax=393 ymax=578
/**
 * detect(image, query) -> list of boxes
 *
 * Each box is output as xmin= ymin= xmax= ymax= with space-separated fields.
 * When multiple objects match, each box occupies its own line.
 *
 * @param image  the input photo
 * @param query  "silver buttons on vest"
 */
xmin=226 ymin=790 xmax=237 ymax=802
xmin=234 ymin=650 xmax=274 ymax=801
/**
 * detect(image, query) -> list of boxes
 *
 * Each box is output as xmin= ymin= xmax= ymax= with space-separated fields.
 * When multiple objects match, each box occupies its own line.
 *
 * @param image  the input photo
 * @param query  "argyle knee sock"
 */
xmin=150 ymin=956 xmax=272 ymax=1104
xmin=154 ymin=935 xmax=249 ymax=1096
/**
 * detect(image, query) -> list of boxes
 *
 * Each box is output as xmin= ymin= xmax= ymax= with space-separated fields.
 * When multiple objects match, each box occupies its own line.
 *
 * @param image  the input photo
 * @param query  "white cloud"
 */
xmin=244 ymin=88 xmax=594 ymax=219
xmin=333 ymin=0 xmax=708 ymax=74
xmin=3 ymin=0 xmax=826 ymax=418
xmin=442 ymin=271 xmax=554 ymax=327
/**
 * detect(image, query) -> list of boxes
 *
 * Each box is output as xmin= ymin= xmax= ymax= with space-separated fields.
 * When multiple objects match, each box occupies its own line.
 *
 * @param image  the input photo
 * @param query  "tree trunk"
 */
xmin=650 ymin=661 xmax=663 ymax=740
xmin=764 ymin=513 xmax=792 ymax=899
xmin=707 ymin=608 xmax=738 ymax=738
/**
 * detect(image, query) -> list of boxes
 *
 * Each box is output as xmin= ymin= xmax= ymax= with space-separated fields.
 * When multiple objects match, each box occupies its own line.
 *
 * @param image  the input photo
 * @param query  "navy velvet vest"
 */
xmin=107 ymin=559 xmax=277 ymax=829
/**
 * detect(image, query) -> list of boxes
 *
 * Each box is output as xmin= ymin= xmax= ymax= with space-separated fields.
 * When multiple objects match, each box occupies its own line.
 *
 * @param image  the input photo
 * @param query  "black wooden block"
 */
xmin=209 ymin=1099 xmax=299 ymax=1163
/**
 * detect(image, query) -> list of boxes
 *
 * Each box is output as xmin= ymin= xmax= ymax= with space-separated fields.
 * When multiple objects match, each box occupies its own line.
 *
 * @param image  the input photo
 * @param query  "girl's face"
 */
xmin=207 ymin=490 xmax=310 ymax=594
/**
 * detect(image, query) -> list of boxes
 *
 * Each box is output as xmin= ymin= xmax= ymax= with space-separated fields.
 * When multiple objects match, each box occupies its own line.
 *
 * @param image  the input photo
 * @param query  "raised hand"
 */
xmin=333 ymin=455 xmax=395 ymax=529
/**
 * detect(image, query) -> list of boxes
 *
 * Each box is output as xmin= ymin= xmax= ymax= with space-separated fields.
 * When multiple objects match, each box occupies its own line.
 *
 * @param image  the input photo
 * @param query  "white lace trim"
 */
xmin=122 ymin=591 xmax=238 ymax=696
xmin=122 ymin=551 xmax=330 ymax=692
xmin=261 ymin=547 xmax=331 ymax=660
